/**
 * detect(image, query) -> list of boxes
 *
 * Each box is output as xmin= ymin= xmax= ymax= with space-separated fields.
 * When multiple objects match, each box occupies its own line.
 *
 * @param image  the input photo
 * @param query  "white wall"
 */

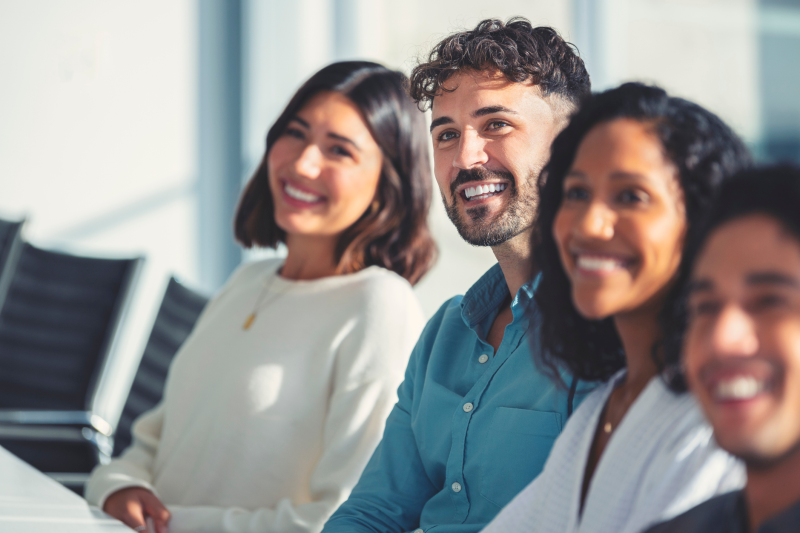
xmin=0 ymin=0 xmax=199 ymax=425
xmin=583 ymin=0 xmax=761 ymax=142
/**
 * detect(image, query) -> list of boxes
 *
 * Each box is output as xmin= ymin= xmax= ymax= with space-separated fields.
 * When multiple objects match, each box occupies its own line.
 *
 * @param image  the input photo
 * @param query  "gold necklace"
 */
xmin=242 ymin=271 xmax=286 ymax=330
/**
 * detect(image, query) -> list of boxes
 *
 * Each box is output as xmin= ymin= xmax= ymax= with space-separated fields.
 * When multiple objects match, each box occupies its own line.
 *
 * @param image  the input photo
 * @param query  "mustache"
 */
xmin=450 ymin=167 xmax=515 ymax=197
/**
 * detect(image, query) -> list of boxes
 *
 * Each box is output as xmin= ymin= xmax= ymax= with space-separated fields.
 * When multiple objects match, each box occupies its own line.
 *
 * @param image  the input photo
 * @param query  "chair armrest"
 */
xmin=0 ymin=410 xmax=113 ymax=436
xmin=0 ymin=423 xmax=113 ymax=459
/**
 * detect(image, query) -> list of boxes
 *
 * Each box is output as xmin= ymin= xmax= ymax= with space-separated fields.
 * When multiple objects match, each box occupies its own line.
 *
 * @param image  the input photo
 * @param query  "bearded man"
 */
xmin=322 ymin=18 xmax=592 ymax=533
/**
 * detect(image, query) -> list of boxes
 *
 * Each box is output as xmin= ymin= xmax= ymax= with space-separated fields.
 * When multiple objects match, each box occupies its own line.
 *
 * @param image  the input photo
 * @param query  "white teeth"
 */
xmin=714 ymin=376 xmax=764 ymax=401
xmin=464 ymin=183 xmax=507 ymax=200
xmin=576 ymin=256 xmax=624 ymax=271
xmin=285 ymin=183 xmax=322 ymax=203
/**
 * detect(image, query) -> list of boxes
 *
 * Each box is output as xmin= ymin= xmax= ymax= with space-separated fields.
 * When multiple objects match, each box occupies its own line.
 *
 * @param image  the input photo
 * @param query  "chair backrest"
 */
xmin=0 ymin=218 xmax=24 ymax=308
xmin=112 ymin=277 xmax=208 ymax=456
xmin=0 ymin=244 xmax=142 ymax=411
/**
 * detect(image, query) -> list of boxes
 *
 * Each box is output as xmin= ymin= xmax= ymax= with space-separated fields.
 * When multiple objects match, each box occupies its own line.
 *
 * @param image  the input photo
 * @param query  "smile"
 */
xmin=700 ymin=358 xmax=779 ymax=405
xmin=713 ymin=375 xmax=767 ymax=402
xmin=283 ymin=181 xmax=324 ymax=204
xmin=574 ymin=254 xmax=630 ymax=274
xmin=462 ymin=183 xmax=508 ymax=202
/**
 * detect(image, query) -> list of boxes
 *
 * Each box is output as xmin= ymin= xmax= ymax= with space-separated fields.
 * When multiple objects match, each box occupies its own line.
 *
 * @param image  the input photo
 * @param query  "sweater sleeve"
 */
xmin=84 ymin=402 xmax=165 ymax=508
xmin=84 ymin=261 xmax=273 ymax=510
xmin=164 ymin=277 xmax=426 ymax=533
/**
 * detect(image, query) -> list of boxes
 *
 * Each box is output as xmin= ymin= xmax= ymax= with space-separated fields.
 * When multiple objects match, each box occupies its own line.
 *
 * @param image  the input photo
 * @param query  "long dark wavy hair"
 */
xmin=235 ymin=61 xmax=437 ymax=285
xmin=534 ymin=82 xmax=752 ymax=390
xmin=664 ymin=164 xmax=800 ymax=389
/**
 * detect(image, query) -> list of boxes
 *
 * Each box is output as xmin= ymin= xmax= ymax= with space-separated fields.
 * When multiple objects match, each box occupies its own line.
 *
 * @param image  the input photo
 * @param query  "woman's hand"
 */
xmin=103 ymin=487 xmax=170 ymax=533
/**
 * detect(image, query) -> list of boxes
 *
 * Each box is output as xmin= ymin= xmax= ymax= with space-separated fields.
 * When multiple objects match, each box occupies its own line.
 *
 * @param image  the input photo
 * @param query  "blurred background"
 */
xmin=0 ymin=0 xmax=798 ymax=440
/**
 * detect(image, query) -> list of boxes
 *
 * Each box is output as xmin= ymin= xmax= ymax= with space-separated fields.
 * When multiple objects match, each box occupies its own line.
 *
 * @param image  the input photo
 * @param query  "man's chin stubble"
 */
xmin=446 ymin=202 xmax=527 ymax=247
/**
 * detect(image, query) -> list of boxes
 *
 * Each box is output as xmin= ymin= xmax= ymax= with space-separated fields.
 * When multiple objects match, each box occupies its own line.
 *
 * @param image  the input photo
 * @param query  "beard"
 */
xmin=444 ymin=166 xmax=538 ymax=247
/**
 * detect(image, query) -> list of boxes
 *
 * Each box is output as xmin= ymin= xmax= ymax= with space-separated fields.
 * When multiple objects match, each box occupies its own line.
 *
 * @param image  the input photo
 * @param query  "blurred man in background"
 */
xmin=323 ymin=18 xmax=592 ymax=533
xmin=648 ymin=166 xmax=800 ymax=533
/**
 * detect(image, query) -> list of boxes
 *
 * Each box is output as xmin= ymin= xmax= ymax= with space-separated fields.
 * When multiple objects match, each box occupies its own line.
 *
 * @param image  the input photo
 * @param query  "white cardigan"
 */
xmin=482 ymin=371 xmax=745 ymax=533
xmin=85 ymin=259 xmax=425 ymax=533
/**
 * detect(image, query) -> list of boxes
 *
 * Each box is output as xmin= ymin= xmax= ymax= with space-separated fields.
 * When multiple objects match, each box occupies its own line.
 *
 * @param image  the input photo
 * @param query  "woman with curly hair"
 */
xmin=483 ymin=83 xmax=750 ymax=533
xmin=85 ymin=61 xmax=437 ymax=533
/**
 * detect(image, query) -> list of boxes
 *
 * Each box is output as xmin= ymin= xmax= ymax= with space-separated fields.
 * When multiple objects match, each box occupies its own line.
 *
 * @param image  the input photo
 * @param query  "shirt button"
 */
xmin=478 ymin=354 xmax=489 ymax=364
xmin=463 ymin=402 xmax=474 ymax=412
xmin=452 ymin=482 xmax=462 ymax=493
xmin=414 ymin=530 xmax=424 ymax=533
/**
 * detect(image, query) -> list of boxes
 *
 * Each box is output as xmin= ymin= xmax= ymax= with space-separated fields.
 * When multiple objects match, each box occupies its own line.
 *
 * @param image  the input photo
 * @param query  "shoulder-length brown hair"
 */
xmin=235 ymin=61 xmax=437 ymax=285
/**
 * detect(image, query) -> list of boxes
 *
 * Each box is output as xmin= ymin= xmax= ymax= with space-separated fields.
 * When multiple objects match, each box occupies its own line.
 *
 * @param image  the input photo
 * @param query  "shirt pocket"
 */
xmin=479 ymin=407 xmax=562 ymax=508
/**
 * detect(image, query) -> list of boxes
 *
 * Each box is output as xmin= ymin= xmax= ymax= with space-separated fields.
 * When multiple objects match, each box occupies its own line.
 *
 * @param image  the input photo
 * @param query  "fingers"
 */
xmin=103 ymin=488 xmax=169 ymax=532
xmin=140 ymin=491 xmax=171 ymax=533
xmin=117 ymin=496 xmax=147 ymax=530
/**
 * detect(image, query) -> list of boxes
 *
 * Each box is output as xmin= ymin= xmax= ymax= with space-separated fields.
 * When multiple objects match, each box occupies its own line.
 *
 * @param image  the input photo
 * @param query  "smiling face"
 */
xmin=553 ymin=119 xmax=686 ymax=320
xmin=267 ymin=91 xmax=383 ymax=241
xmin=684 ymin=214 xmax=800 ymax=467
xmin=430 ymin=70 xmax=564 ymax=247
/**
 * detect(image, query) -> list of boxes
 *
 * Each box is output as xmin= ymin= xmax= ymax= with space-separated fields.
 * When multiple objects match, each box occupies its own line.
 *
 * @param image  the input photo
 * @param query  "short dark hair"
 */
xmin=663 ymin=164 xmax=800 ymax=388
xmin=409 ymin=18 xmax=590 ymax=110
xmin=235 ymin=61 xmax=437 ymax=285
xmin=533 ymin=82 xmax=752 ymax=389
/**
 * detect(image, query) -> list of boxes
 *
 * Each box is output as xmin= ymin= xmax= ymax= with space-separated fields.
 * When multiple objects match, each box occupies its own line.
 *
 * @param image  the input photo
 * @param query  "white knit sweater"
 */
xmin=482 ymin=370 xmax=745 ymax=533
xmin=85 ymin=259 xmax=425 ymax=533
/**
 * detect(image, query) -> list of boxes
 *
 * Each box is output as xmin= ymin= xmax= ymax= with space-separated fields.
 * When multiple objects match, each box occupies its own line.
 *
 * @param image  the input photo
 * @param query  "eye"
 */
xmin=688 ymin=299 xmax=721 ymax=319
xmin=284 ymin=127 xmax=305 ymax=140
xmin=563 ymin=185 xmax=590 ymax=202
xmin=437 ymin=130 xmax=458 ymax=143
xmin=748 ymin=293 xmax=788 ymax=313
xmin=617 ymin=188 xmax=650 ymax=205
xmin=487 ymin=120 xmax=510 ymax=131
xmin=331 ymin=145 xmax=353 ymax=158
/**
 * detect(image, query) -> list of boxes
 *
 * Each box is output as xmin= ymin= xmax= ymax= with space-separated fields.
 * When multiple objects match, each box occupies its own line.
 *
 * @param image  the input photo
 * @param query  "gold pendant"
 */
xmin=242 ymin=313 xmax=256 ymax=331
xmin=604 ymin=422 xmax=612 ymax=434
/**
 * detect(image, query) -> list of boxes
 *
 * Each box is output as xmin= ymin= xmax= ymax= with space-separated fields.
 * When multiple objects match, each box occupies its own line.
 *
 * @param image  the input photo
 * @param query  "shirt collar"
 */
xmin=460 ymin=263 xmax=538 ymax=330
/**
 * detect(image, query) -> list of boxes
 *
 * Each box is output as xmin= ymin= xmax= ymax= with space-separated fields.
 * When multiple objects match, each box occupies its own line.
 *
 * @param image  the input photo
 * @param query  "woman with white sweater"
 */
xmin=85 ymin=61 xmax=437 ymax=533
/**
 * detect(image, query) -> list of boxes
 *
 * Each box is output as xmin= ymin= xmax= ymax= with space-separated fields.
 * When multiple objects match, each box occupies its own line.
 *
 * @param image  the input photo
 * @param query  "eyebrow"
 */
xmin=289 ymin=116 xmax=360 ymax=150
xmin=290 ymin=116 xmax=309 ymax=128
xmin=473 ymin=105 xmax=519 ymax=118
xmin=564 ymin=170 xmax=651 ymax=182
xmin=687 ymin=271 xmax=800 ymax=295
xmin=746 ymin=271 xmax=800 ymax=288
xmin=430 ymin=116 xmax=453 ymax=133
xmin=429 ymin=105 xmax=520 ymax=133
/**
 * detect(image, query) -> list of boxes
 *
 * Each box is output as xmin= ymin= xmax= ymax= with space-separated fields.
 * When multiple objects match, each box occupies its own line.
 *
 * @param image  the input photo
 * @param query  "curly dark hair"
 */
xmin=409 ymin=18 xmax=590 ymax=110
xmin=663 ymin=164 xmax=800 ymax=390
xmin=235 ymin=61 xmax=437 ymax=285
xmin=534 ymin=82 xmax=752 ymax=390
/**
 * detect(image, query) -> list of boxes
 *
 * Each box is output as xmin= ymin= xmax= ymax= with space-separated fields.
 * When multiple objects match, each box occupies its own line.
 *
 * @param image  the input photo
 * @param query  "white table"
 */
xmin=0 ymin=446 xmax=129 ymax=532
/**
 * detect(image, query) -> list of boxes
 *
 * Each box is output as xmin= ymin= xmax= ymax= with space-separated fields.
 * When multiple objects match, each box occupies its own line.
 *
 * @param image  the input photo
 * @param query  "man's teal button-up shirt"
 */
xmin=323 ymin=264 xmax=590 ymax=533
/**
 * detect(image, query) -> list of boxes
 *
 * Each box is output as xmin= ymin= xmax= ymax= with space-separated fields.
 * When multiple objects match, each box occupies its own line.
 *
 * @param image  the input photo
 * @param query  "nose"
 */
xmin=574 ymin=201 xmax=615 ymax=240
xmin=294 ymin=144 xmax=323 ymax=179
xmin=710 ymin=305 xmax=759 ymax=357
xmin=453 ymin=129 xmax=489 ymax=170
